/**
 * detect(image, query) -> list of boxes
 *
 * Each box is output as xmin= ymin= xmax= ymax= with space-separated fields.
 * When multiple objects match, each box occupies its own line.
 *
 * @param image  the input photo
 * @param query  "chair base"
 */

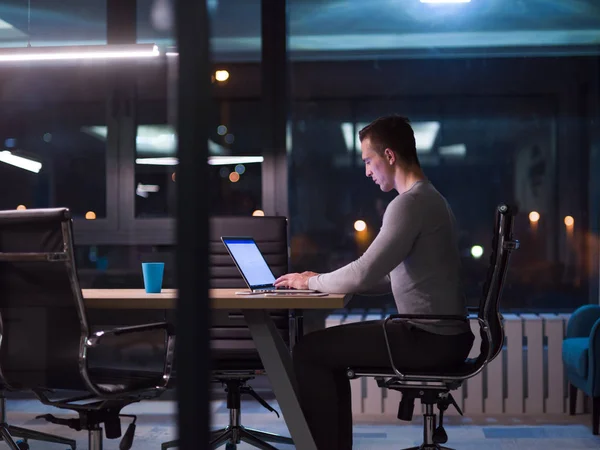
xmin=211 ymin=425 xmax=293 ymax=450
xmin=402 ymin=446 xmax=454 ymax=450
xmin=162 ymin=427 xmax=294 ymax=450
xmin=0 ymin=423 xmax=77 ymax=450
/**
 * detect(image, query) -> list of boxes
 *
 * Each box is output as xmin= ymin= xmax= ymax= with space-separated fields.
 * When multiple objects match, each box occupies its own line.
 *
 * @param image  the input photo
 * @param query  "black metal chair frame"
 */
xmin=0 ymin=209 xmax=175 ymax=450
xmin=346 ymin=204 xmax=519 ymax=450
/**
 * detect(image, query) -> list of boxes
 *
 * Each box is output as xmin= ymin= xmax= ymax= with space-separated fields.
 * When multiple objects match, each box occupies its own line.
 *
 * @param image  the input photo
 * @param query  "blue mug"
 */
xmin=142 ymin=262 xmax=165 ymax=294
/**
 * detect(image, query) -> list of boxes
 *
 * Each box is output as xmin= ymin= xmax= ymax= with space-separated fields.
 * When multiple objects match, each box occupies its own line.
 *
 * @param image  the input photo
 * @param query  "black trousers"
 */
xmin=292 ymin=320 xmax=475 ymax=450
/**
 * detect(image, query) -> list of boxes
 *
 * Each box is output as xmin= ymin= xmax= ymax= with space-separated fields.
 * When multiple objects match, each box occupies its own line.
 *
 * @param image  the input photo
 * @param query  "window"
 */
xmin=0 ymin=65 xmax=111 ymax=220
xmin=0 ymin=0 xmax=107 ymax=47
xmin=288 ymin=0 xmax=597 ymax=311
xmin=76 ymin=244 xmax=175 ymax=289
xmin=134 ymin=98 xmax=263 ymax=218
xmin=135 ymin=0 xmax=263 ymax=219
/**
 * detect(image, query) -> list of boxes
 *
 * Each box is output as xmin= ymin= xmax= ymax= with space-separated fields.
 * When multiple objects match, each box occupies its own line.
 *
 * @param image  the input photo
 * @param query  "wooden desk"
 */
xmin=82 ymin=288 xmax=347 ymax=310
xmin=82 ymin=288 xmax=350 ymax=450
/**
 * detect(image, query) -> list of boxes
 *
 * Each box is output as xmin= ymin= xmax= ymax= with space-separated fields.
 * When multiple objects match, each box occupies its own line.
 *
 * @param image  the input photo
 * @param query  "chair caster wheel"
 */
xmin=225 ymin=443 xmax=236 ymax=450
xmin=15 ymin=440 xmax=30 ymax=450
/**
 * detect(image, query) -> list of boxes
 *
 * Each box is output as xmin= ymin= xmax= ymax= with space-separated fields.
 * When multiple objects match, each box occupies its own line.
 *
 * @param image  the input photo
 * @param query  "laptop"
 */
xmin=221 ymin=236 xmax=317 ymax=294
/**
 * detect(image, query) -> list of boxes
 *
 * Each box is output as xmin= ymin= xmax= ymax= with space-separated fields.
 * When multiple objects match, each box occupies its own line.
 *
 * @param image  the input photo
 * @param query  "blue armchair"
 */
xmin=562 ymin=304 xmax=600 ymax=435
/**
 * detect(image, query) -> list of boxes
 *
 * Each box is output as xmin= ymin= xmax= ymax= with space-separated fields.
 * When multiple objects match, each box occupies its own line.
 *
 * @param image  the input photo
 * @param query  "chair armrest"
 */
xmin=86 ymin=322 xmax=175 ymax=347
xmin=566 ymin=305 xmax=600 ymax=339
xmin=381 ymin=314 xmax=490 ymax=382
xmin=82 ymin=322 xmax=176 ymax=398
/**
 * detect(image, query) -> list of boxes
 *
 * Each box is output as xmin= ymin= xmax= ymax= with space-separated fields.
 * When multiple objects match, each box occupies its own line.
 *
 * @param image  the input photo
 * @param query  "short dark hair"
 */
xmin=358 ymin=115 xmax=420 ymax=167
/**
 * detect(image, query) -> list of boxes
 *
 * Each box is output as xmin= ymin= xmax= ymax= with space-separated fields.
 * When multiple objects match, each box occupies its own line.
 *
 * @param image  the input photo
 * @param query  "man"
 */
xmin=274 ymin=115 xmax=475 ymax=450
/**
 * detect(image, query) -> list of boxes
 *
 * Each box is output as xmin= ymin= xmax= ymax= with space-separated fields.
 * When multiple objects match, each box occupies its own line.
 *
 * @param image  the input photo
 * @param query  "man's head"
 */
xmin=359 ymin=115 xmax=420 ymax=192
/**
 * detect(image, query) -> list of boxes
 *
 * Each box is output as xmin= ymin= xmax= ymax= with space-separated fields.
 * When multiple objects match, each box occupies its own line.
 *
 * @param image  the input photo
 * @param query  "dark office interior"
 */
xmin=0 ymin=0 xmax=599 ymax=449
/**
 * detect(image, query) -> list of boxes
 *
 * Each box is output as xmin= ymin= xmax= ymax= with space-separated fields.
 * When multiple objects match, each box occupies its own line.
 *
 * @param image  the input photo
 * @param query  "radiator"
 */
xmin=325 ymin=312 xmax=580 ymax=417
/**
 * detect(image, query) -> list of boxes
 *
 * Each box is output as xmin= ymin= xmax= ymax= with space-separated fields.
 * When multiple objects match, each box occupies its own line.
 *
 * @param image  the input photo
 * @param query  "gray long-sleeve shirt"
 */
xmin=308 ymin=180 xmax=471 ymax=335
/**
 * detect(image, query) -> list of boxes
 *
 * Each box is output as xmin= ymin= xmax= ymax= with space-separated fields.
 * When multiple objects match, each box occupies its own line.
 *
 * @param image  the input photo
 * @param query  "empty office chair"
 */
xmin=0 ymin=208 xmax=175 ymax=450
xmin=346 ymin=204 xmax=519 ymax=450
xmin=562 ymin=304 xmax=600 ymax=434
xmin=162 ymin=216 xmax=295 ymax=450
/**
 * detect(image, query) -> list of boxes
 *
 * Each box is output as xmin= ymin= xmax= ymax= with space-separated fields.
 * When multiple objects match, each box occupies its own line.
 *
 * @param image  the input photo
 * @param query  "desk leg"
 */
xmin=243 ymin=309 xmax=317 ymax=450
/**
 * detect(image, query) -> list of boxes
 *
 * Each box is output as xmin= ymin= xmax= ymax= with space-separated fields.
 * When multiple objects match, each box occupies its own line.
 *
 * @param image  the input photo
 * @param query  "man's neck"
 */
xmin=395 ymin=167 xmax=426 ymax=194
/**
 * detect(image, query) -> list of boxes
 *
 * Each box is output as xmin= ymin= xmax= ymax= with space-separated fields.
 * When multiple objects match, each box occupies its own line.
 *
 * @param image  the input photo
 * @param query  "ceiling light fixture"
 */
xmin=0 ymin=44 xmax=160 ymax=62
xmin=0 ymin=150 xmax=42 ymax=173
xmin=0 ymin=1 xmax=158 ymax=63
xmin=135 ymin=156 xmax=265 ymax=166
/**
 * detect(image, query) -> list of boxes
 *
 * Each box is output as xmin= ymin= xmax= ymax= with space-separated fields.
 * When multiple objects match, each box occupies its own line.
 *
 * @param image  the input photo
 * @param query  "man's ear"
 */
xmin=384 ymin=148 xmax=395 ymax=165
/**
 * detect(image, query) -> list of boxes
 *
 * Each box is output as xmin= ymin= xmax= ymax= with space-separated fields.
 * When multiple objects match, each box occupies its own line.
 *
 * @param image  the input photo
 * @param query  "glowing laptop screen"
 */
xmin=222 ymin=238 xmax=276 ymax=289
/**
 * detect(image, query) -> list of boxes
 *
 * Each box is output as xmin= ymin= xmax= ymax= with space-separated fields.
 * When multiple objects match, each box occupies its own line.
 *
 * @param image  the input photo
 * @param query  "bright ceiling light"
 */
xmin=0 ymin=151 xmax=42 ymax=173
xmin=136 ymin=157 xmax=179 ymax=166
xmin=0 ymin=44 xmax=159 ymax=62
xmin=439 ymin=143 xmax=467 ymax=157
xmin=420 ymin=0 xmax=471 ymax=3
xmin=135 ymin=156 xmax=264 ymax=166
xmin=82 ymin=125 xmax=230 ymax=157
xmin=208 ymin=156 xmax=264 ymax=166
xmin=412 ymin=122 xmax=440 ymax=153
xmin=136 ymin=183 xmax=160 ymax=198
xmin=341 ymin=123 xmax=354 ymax=153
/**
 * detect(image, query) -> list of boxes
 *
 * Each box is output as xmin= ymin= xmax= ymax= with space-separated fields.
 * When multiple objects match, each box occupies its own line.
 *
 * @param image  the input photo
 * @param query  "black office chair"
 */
xmin=346 ymin=204 xmax=519 ymax=450
xmin=0 ymin=208 xmax=175 ymax=450
xmin=162 ymin=216 xmax=295 ymax=450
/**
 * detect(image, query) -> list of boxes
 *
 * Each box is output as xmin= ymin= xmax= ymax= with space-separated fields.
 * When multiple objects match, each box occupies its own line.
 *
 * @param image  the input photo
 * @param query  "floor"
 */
xmin=3 ymin=397 xmax=600 ymax=449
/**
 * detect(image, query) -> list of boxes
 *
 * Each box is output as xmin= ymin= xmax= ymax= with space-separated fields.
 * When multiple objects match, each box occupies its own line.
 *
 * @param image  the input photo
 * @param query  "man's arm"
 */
xmin=308 ymin=194 xmax=421 ymax=294
xmin=357 ymin=274 xmax=392 ymax=296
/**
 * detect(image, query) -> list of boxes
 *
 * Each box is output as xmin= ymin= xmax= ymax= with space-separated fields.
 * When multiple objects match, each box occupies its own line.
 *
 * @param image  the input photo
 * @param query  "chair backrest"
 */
xmin=475 ymin=204 xmax=519 ymax=366
xmin=0 ymin=208 xmax=88 ymax=390
xmin=209 ymin=216 xmax=291 ymax=367
xmin=209 ymin=216 xmax=288 ymax=288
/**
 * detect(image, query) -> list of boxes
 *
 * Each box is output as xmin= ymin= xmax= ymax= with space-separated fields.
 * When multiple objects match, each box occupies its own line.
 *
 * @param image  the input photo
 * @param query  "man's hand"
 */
xmin=274 ymin=271 xmax=319 ymax=290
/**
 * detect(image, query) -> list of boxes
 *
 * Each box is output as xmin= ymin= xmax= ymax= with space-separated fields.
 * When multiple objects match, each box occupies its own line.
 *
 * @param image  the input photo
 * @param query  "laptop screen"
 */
xmin=222 ymin=238 xmax=276 ymax=288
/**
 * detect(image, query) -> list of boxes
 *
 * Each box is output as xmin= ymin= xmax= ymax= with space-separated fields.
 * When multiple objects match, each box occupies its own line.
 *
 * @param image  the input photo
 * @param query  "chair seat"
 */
xmin=87 ymin=368 xmax=166 ymax=393
xmin=562 ymin=338 xmax=589 ymax=378
xmin=350 ymin=358 xmax=478 ymax=379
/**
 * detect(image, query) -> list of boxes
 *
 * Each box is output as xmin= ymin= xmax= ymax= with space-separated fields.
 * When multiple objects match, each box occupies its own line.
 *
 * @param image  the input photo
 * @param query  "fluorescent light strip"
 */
xmin=0 ymin=151 xmax=42 ymax=173
xmin=136 ymin=183 xmax=160 ymax=193
xmin=439 ymin=143 xmax=467 ymax=157
xmin=208 ymin=156 xmax=264 ymax=166
xmin=340 ymin=123 xmax=355 ymax=153
xmin=135 ymin=156 xmax=265 ymax=166
xmin=0 ymin=44 xmax=159 ymax=62
xmin=136 ymin=157 xmax=179 ymax=166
